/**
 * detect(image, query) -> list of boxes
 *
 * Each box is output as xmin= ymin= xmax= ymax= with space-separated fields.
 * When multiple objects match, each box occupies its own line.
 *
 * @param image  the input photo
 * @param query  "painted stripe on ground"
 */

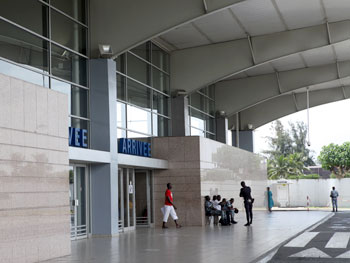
xmin=284 ymin=232 xmax=319 ymax=248
xmin=325 ymin=232 xmax=350 ymax=248
xmin=336 ymin=250 xmax=350 ymax=259
xmin=289 ymin=247 xmax=331 ymax=258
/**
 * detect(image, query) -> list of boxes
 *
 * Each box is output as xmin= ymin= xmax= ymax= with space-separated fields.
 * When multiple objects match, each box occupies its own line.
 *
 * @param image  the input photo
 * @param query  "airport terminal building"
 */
xmin=1 ymin=0 xmax=350 ymax=261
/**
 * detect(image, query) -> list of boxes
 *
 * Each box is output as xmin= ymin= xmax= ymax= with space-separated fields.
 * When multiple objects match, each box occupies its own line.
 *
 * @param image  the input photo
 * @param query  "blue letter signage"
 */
xmin=69 ymin=127 xmax=88 ymax=148
xmin=118 ymin=138 xmax=151 ymax=157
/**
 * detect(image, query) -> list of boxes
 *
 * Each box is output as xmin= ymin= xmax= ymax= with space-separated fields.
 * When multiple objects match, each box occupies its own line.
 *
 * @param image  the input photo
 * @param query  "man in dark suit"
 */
xmin=239 ymin=181 xmax=254 ymax=226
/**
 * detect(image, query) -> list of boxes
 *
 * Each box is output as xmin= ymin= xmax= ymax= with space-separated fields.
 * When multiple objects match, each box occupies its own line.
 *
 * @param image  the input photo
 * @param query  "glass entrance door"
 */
xmin=69 ymin=165 xmax=88 ymax=240
xmin=118 ymin=168 xmax=136 ymax=232
xmin=135 ymin=170 xmax=153 ymax=226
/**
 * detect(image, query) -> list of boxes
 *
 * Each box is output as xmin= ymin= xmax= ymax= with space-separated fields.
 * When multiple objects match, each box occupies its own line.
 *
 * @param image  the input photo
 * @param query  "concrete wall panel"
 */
xmin=0 ymin=73 xmax=70 ymax=262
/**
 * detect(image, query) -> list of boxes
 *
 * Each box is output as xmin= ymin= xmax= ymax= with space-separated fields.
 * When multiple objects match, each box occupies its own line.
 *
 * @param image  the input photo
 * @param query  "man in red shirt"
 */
xmin=161 ymin=183 xmax=181 ymax=228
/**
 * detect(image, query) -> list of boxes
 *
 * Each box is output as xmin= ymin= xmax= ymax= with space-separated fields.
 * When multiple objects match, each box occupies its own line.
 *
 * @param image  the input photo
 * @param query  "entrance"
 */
xmin=118 ymin=168 xmax=153 ymax=232
xmin=69 ymin=165 xmax=89 ymax=240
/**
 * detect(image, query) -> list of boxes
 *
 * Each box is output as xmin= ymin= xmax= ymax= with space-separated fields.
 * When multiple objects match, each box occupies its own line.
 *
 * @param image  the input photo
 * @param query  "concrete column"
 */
xmin=171 ymin=94 xmax=190 ymax=136
xmin=232 ymin=130 xmax=254 ymax=152
xmin=89 ymin=59 xmax=119 ymax=235
xmin=216 ymin=115 xmax=228 ymax=144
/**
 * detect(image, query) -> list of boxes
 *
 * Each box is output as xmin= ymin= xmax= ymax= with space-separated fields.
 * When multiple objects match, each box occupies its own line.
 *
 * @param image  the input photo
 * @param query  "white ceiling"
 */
xmin=157 ymin=0 xmax=350 ymax=81
xmin=160 ymin=0 xmax=350 ymax=50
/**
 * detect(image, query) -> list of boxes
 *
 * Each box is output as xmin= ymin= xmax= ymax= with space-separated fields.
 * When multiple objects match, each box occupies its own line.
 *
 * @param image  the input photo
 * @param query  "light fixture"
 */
xmin=98 ymin=44 xmax=113 ymax=58
xmin=247 ymin=124 xmax=253 ymax=130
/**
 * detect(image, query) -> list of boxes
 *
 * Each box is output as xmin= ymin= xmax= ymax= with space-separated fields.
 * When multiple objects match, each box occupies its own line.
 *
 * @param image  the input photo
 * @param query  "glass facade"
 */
xmin=0 ymin=0 xmax=89 ymax=146
xmin=189 ymin=86 xmax=216 ymax=139
xmin=116 ymin=42 xmax=171 ymax=138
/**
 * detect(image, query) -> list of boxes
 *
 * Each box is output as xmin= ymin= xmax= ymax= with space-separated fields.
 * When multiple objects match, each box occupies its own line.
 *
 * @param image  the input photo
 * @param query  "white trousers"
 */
xmin=161 ymin=205 xmax=178 ymax=222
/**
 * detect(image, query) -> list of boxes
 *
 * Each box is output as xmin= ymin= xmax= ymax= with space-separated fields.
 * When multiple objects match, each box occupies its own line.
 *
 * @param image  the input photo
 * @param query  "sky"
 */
xmin=253 ymin=99 xmax=350 ymax=164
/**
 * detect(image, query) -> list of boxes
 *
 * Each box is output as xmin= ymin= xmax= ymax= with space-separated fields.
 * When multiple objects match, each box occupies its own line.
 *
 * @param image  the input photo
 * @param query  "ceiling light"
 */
xmin=98 ymin=44 xmax=113 ymax=58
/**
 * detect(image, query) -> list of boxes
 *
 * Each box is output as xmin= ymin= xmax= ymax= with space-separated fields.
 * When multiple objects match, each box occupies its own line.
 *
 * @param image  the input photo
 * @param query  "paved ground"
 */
xmin=268 ymin=212 xmax=350 ymax=263
xmin=45 ymin=211 xmax=330 ymax=263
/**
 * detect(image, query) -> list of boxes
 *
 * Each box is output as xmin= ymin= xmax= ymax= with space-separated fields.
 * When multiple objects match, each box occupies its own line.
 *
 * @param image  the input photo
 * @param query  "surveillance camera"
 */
xmin=307 ymin=141 xmax=311 ymax=147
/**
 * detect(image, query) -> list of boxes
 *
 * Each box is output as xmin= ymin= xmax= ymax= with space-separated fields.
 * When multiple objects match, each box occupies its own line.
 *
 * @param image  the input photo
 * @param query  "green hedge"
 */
xmin=287 ymin=174 xmax=320 ymax=180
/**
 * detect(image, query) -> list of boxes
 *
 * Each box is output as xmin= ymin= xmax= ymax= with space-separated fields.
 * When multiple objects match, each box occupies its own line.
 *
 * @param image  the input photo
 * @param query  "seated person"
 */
xmin=219 ymin=198 xmax=230 ymax=225
xmin=212 ymin=195 xmax=221 ymax=225
xmin=204 ymin=196 xmax=213 ymax=225
xmin=227 ymin=198 xmax=238 ymax=224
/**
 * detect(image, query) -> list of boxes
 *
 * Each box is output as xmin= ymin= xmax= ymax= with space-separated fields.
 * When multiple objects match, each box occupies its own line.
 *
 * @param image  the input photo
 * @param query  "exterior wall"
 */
xmin=152 ymin=137 xmax=201 ymax=227
xmin=152 ymin=136 xmax=267 ymax=227
xmin=268 ymin=179 xmax=350 ymax=208
xmin=199 ymin=137 xmax=267 ymax=213
xmin=0 ymin=74 xmax=70 ymax=262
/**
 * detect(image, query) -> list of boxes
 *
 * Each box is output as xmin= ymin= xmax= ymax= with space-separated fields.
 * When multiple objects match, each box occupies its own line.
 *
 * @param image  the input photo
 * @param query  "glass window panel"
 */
xmin=208 ymin=100 xmax=215 ymax=116
xmin=117 ymin=102 xmax=126 ymax=128
xmin=190 ymin=93 xmax=214 ymax=115
xmin=208 ymin=85 xmax=215 ymax=99
xmin=191 ymin=127 xmax=205 ymax=137
xmin=51 ymin=78 xmax=88 ymax=118
xmin=206 ymin=117 xmax=215 ymax=134
xmin=0 ymin=59 xmax=49 ymax=88
xmin=153 ymin=92 xmax=169 ymax=116
xmin=199 ymin=87 xmax=208 ymax=96
xmin=127 ymin=53 xmax=150 ymax=85
xmin=51 ymin=44 xmax=87 ymax=86
xmin=116 ymin=55 xmax=126 ymax=74
xmin=51 ymin=0 xmax=86 ymax=24
xmin=127 ymin=105 xmax=152 ymax=135
xmin=71 ymin=86 xmax=88 ymax=118
xmin=127 ymin=79 xmax=151 ymax=109
xmin=117 ymin=74 xmax=126 ymax=101
xmin=190 ymin=93 xmax=203 ymax=111
xmin=127 ymin=131 xmax=148 ymax=139
xmin=130 ymin=42 xmax=150 ymax=62
xmin=153 ymin=114 xmax=169 ymax=137
xmin=152 ymin=43 xmax=169 ymax=73
xmin=51 ymin=10 xmax=87 ymax=55
xmin=51 ymin=78 xmax=71 ymax=115
xmin=190 ymin=109 xmax=206 ymax=130
xmin=117 ymin=128 xmax=126 ymax=138
xmin=206 ymin=133 xmax=215 ymax=140
xmin=1 ymin=0 xmax=49 ymax=37
xmin=152 ymin=114 xmax=158 ymax=136
xmin=152 ymin=67 xmax=169 ymax=95
xmin=0 ymin=20 xmax=49 ymax=73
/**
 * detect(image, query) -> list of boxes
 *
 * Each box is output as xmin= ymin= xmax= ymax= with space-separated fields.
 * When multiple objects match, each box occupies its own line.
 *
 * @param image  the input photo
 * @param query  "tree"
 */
xmin=318 ymin=142 xmax=350 ymax=177
xmin=264 ymin=120 xmax=293 ymax=160
xmin=289 ymin=122 xmax=315 ymax=166
xmin=264 ymin=120 xmax=315 ymax=166
xmin=267 ymin=153 xmax=306 ymax=179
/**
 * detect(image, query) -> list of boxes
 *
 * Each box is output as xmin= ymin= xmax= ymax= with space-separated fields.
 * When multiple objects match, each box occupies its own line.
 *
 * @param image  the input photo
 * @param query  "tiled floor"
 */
xmin=45 ymin=211 xmax=330 ymax=263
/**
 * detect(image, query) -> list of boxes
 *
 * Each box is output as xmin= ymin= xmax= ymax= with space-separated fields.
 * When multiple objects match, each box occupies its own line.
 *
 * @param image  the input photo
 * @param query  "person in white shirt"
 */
xmin=211 ymin=195 xmax=221 ymax=225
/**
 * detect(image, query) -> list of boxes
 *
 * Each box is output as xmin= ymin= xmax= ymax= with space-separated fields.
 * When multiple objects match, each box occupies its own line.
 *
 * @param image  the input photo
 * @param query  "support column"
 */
xmin=232 ymin=130 xmax=254 ymax=152
xmin=89 ymin=59 xmax=119 ymax=235
xmin=171 ymin=94 xmax=190 ymax=136
xmin=216 ymin=113 xmax=228 ymax=144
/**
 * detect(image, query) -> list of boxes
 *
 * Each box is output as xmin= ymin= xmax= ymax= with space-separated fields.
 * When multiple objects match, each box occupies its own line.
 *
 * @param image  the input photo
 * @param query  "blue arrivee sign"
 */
xmin=69 ymin=127 xmax=88 ymax=148
xmin=118 ymin=138 xmax=151 ymax=157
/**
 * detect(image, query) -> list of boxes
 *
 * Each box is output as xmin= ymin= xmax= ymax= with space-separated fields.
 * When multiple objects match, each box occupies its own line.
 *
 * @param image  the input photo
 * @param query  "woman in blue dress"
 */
xmin=267 ymin=187 xmax=274 ymax=212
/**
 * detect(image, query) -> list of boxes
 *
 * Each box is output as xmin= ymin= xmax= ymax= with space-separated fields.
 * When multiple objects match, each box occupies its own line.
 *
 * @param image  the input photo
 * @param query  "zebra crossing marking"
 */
xmin=289 ymin=247 xmax=331 ymax=258
xmin=325 ymin=232 xmax=350 ymax=249
xmin=284 ymin=232 xmax=318 ymax=248
xmin=336 ymin=250 xmax=350 ymax=259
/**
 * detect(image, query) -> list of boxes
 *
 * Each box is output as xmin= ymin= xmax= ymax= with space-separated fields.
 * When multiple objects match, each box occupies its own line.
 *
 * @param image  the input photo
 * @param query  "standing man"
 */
xmin=161 ymin=183 xmax=181 ymax=228
xmin=330 ymin=186 xmax=339 ymax=212
xmin=240 ymin=181 xmax=254 ymax=226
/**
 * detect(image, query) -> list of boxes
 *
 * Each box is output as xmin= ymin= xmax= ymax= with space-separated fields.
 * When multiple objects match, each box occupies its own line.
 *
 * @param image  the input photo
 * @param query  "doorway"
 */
xmin=118 ymin=168 xmax=153 ymax=232
xmin=69 ymin=165 xmax=89 ymax=240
